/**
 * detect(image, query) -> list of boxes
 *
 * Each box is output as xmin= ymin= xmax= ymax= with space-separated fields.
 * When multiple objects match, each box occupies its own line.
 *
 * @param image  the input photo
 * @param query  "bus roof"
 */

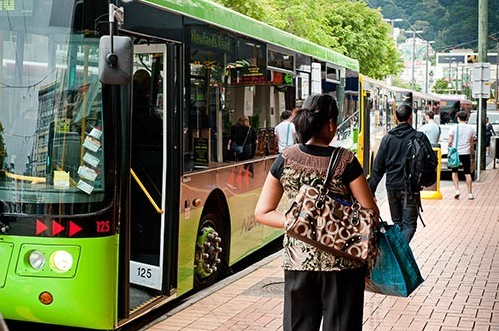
xmin=436 ymin=94 xmax=471 ymax=102
xmin=361 ymin=75 xmax=391 ymax=89
xmin=142 ymin=0 xmax=359 ymax=71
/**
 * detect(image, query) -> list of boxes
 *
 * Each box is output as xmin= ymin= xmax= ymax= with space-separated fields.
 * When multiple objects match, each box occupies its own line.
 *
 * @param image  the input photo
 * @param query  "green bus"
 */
xmin=0 ymin=0 xmax=360 ymax=329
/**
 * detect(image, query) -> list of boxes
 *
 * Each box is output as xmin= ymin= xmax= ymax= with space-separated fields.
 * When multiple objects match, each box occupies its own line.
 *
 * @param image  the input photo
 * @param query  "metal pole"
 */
xmin=425 ymin=42 xmax=429 ymax=93
xmin=411 ymin=31 xmax=416 ymax=91
xmin=410 ymin=30 xmax=423 ymax=90
xmin=478 ymin=0 xmax=488 ymax=62
xmin=466 ymin=68 xmax=470 ymax=99
xmin=448 ymin=60 xmax=452 ymax=93
xmin=461 ymin=64 xmax=464 ymax=95
xmin=478 ymin=92 xmax=483 ymax=181
xmin=478 ymin=0 xmax=488 ymax=171
xmin=496 ymin=39 xmax=498 ymax=111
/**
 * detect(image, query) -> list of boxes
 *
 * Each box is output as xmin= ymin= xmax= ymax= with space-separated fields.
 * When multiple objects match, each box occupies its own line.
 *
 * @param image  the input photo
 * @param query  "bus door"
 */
xmin=130 ymin=44 xmax=168 ymax=292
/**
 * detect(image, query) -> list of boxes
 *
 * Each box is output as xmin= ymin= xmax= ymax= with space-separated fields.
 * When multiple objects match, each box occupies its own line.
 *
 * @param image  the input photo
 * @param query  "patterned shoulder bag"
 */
xmin=284 ymin=147 xmax=377 ymax=262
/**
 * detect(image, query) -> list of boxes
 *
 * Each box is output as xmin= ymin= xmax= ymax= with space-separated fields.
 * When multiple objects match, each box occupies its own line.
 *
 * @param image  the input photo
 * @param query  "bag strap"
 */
xmin=402 ymin=131 xmax=427 ymax=228
xmin=323 ymin=147 xmax=344 ymax=186
xmin=454 ymin=124 xmax=459 ymax=148
xmin=285 ymin=123 xmax=290 ymax=147
xmin=242 ymin=127 xmax=250 ymax=146
xmin=315 ymin=147 xmax=343 ymax=209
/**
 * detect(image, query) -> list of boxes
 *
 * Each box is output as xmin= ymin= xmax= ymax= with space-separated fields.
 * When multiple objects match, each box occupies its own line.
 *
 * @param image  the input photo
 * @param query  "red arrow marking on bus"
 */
xmin=68 ymin=221 xmax=82 ymax=237
xmin=52 ymin=221 xmax=65 ymax=236
xmin=36 ymin=220 xmax=48 ymax=235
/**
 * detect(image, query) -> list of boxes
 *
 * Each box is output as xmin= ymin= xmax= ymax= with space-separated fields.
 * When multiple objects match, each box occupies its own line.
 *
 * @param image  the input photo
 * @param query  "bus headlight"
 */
xmin=49 ymin=250 xmax=73 ymax=272
xmin=28 ymin=250 xmax=46 ymax=270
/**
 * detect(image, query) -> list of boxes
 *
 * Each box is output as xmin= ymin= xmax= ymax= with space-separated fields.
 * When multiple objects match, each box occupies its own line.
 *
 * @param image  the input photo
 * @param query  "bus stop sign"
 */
xmin=472 ymin=63 xmax=491 ymax=99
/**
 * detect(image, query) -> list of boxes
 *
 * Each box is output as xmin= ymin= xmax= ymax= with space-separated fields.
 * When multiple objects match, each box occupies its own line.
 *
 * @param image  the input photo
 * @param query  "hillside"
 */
xmin=369 ymin=0 xmax=499 ymax=52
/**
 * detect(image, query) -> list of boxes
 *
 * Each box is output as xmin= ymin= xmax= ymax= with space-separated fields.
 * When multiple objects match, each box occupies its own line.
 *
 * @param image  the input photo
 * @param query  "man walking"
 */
xmin=419 ymin=110 xmax=440 ymax=146
xmin=368 ymin=104 xmax=433 ymax=243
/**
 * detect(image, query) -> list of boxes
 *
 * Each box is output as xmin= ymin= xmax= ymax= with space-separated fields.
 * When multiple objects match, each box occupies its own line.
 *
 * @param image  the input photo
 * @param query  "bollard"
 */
xmin=421 ymin=147 xmax=443 ymax=200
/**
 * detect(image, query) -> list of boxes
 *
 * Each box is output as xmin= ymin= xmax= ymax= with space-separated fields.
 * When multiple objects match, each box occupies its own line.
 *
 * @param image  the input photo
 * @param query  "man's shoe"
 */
xmin=454 ymin=190 xmax=460 ymax=199
xmin=468 ymin=193 xmax=474 ymax=200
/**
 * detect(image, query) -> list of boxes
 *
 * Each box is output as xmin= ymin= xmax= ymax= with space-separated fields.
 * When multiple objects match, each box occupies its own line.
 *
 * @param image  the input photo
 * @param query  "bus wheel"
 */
xmin=194 ymin=213 xmax=224 ymax=289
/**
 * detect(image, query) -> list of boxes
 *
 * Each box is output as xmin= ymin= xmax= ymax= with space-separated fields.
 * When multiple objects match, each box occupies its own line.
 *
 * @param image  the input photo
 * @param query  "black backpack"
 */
xmin=405 ymin=131 xmax=438 ymax=195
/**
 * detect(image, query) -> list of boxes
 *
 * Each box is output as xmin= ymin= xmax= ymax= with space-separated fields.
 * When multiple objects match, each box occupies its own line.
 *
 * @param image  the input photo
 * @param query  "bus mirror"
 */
xmin=99 ymin=36 xmax=133 ymax=85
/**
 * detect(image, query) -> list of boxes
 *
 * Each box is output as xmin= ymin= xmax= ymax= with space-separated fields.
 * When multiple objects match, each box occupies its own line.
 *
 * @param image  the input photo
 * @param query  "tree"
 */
xmin=392 ymin=77 xmax=411 ymax=89
xmin=213 ymin=0 xmax=267 ymax=20
xmin=322 ymin=1 xmax=403 ymax=79
xmin=267 ymin=0 xmax=338 ymax=48
xmin=213 ymin=0 xmax=403 ymax=79
xmin=432 ymin=78 xmax=451 ymax=94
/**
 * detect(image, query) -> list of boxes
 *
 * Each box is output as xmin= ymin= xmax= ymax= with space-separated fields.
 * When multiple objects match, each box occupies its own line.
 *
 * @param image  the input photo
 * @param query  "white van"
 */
xmin=468 ymin=112 xmax=499 ymax=134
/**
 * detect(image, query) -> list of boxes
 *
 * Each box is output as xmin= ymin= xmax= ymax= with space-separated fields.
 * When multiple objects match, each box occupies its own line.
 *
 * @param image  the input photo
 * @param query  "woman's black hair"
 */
xmin=292 ymin=94 xmax=338 ymax=143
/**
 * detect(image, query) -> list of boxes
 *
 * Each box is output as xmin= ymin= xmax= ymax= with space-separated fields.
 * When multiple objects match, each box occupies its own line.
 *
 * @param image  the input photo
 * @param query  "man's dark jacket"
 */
xmin=369 ymin=123 xmax=418 ymax=194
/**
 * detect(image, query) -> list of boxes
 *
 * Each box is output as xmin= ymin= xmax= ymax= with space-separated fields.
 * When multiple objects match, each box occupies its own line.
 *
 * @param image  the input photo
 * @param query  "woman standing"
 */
xmin=254 ymin=94 xmax=378 ymax=331
xmin=228 ymin=115 xmax=256 ymax=161
xmin=274 ymin=109 xmax=297 ymax=153
xmin=485 ymin=117 xmax=496 ymax=156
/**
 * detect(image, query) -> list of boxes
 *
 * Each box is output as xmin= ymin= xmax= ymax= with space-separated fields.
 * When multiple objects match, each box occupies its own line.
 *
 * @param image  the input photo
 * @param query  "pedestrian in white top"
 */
xmin=448 ymin=111 xmax=476 ymax=200
xmin=274 ymin=110 xmax=297 ymax=153
xmin=419 ymin=110 xmax=441 ymax=146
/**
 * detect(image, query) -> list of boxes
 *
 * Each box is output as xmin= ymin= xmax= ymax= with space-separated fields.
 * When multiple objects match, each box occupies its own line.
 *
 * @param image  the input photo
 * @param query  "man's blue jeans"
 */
xmin=387 ymin=190 xmax=419 ymax=243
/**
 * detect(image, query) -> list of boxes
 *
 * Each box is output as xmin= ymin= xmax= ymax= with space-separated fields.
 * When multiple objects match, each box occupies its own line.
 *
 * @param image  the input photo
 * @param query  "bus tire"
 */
xmin=194 ymin=212 xmax=226 ymax=290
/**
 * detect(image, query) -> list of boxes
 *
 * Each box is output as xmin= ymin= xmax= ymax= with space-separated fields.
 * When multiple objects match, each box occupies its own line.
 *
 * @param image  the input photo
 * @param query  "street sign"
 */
xmin=472 ymin=62 xmax=491 ymax=99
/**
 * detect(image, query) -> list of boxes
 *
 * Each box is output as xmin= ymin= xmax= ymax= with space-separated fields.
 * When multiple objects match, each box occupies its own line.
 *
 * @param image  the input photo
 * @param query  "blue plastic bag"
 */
xmin=365 ymin=222 xmax=424 ymax=297
xmin=447 ymin=147 xmax=460 ymax=168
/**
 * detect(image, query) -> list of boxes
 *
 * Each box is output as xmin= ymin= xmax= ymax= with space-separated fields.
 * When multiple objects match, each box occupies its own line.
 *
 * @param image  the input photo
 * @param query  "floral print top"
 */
xmin=270 ymin=144 xmax=367 ymax=271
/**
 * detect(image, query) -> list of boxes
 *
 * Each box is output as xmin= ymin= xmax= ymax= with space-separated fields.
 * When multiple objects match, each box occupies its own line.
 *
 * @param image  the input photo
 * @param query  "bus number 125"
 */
xmin=137 ymin=267 xmax=152 ymax=279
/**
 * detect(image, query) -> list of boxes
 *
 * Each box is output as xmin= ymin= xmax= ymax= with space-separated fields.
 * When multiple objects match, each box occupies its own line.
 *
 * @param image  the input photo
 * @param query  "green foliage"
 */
xmin=214 ymin=0 xmax=267 ymax=20
xmin=392 ymin=77 xmax=411 ymax=89
xmin=322 ymin=1 xmax=404 ymax=79
xmin=269 ymin=0 xmax=338 ymax=48
xmin=392 ymin=76 xmax=422 ymax=92
xmin=212 ymin=0 xmax=403 ymax=79
xmin=432 ymin=78 xmax=451 ymax=94
xmin=369 ymin=0 xmax=499 ymax=52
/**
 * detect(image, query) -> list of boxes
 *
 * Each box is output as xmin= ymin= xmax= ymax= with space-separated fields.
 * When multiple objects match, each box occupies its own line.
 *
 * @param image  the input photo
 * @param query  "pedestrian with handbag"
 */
xmin=227 ymin=116 xmax=256 ymax=161
xmin=254 ymin=94 xmax=378 ymax=331
xmin=448 ymin=110 xmax=476 ymax=200
xmin=274 ymin=109 xmax=297 ymax=153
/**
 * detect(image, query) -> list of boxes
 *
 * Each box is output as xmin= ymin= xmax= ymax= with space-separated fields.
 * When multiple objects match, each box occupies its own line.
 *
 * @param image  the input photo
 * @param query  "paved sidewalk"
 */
xmin=143 ymin=166 xmax=499 ymax=331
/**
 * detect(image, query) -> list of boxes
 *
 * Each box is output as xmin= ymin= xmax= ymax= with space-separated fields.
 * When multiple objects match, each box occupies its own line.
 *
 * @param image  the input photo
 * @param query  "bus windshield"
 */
xmin=0 ymin=1 xmax=108 ymax=214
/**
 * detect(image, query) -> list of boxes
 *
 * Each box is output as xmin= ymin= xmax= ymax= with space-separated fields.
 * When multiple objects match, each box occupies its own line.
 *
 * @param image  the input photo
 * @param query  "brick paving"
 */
xmin=142 ymin=165 xmax=499 ymax=331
